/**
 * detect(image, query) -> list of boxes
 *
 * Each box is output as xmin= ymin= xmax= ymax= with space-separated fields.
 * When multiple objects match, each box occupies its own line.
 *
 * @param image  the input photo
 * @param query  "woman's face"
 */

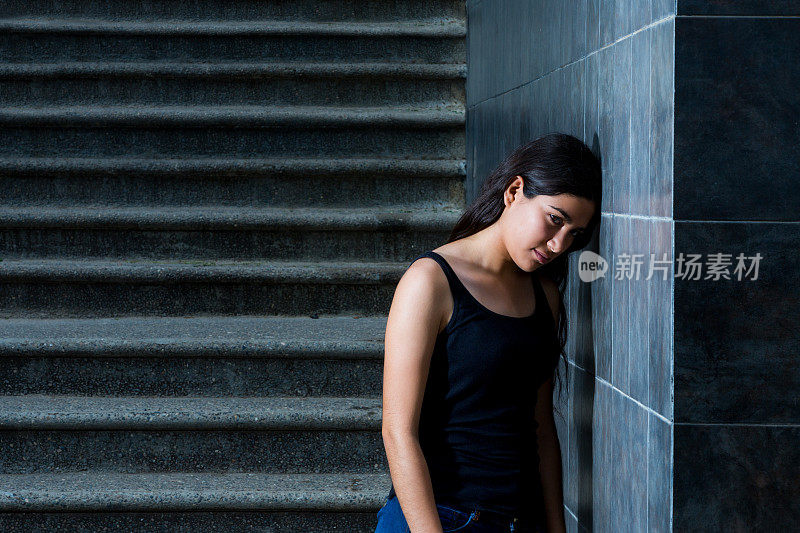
xmin=501 ymin=178 xmax=596 ymax=272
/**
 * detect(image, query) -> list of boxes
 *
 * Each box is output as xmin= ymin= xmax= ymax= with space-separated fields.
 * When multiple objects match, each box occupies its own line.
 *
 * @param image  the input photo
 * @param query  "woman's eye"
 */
xmin=550 ymin=213 xmax=582 ymax=237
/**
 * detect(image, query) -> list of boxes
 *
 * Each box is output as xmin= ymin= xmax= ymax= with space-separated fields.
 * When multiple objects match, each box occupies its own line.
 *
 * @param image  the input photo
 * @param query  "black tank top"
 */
xmin=385 ymin=250 xmax=560 ymax=523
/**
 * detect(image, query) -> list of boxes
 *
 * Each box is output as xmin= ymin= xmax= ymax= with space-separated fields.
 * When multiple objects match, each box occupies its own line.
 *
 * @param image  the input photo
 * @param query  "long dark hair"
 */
xmin=447 ymin=133 xmax=602 ymax=419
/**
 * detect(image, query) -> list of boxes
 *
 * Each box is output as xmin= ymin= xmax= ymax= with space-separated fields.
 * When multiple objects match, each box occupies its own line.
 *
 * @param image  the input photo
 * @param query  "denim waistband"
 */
xmin=439 ymin=502 xmax=538 ymax=532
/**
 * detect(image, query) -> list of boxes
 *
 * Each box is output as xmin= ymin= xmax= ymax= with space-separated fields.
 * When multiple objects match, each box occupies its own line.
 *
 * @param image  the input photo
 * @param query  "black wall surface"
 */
xmin=672 ymin=2 xmax=800 ymax=531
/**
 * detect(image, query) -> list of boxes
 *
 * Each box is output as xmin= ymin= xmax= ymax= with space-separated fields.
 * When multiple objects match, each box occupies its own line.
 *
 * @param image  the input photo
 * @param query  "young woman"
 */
xmin=375 ymin=133 xmax=602 ymax=533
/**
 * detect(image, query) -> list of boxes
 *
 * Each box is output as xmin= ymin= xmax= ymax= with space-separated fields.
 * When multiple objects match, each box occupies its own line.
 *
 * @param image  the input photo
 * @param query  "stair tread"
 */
xmin=0 ymin=314 xmax=386 ymax=355
xmin=0 ymin=395 xmax=382 ymax=429
xmin=0 ymin=18 xmax=465 ymax=36
xmin=0 ymin=204 xmax=462 ymax=228
xmin=0 ymin=156 xmax=465 ymax=175
xmin=0 ymin=61 xmax=466 ymax=78
xmin=0 ymin=258 xmax=409 ymax=281
xmin=0 ymin=103 xmax=465 ymax=112
xmin=0 ymin=104 xmax=464 ymax=129
xmin=0 ymin=471 xmax=391 ymax=510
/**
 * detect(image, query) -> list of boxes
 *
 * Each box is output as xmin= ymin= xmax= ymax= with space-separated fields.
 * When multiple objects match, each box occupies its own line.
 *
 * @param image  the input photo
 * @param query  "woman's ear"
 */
xmin=503 ymin=176 xmax=525 ymax=207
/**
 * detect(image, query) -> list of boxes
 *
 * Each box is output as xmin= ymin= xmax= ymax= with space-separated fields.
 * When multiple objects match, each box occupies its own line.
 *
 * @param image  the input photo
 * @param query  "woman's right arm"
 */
xmin=381 ymin=258 xmax=449 ymax=533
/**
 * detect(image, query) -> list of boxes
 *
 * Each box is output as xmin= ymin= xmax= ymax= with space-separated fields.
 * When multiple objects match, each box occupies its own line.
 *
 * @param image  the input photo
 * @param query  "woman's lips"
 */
xmin=534 ymin=250 xmax=549 ymax=264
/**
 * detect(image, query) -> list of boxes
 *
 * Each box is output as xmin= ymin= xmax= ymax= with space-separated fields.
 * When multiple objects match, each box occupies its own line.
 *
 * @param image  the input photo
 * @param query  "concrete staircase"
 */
xmin=0 ymin=1 xmax=465 ymax=530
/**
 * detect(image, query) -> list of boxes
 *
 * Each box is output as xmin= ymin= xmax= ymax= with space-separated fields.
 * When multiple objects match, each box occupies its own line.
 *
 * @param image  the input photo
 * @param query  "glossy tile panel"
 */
xmin=611 ymin=215 xmax=631 ymax=394
xmin=678 ymin=0 xmax=800 ymax=15
xmin=649 ymin=412 xmax=673 ymax=533
xmin=674 ymin=424 xmax=800 ymax=530
xmin=583 ymin=48 xmax=600 ymax=156
xmin=592 ymin=381 xmax=613 ymax=532
xmin=648 ymin=218 xmax=673 ymax=420
xmin=649 ymin=19 xmax=674 ymax=219
xmin=466 ymin=0 xmax=589 ymax=106
xmin=609 ymin=386 xmax=648 ymax=531
xmin=630 ymin=27 xmax=652 ymax=217
xmin=653 ymin=0 xmax=677 ymax=19
xmin=599 ymin=39 xmax=632 ymax=214
xmin=628 ymin=216 xmax=651 ymax=406
xmin=674 ymin=221 xmax=800 ymax=424
xmin=592 ymin=215 xmax=613 ymax=382
xmin=599 ymin=0 xmax=653 ymax=47
xmin=596 ymin=44 xmax=616 ymax=214
xmin=675 ymin=18 xmax=800 ymax=221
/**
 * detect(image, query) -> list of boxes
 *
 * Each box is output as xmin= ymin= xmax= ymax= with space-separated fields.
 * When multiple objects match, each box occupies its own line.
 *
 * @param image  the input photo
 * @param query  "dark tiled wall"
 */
xmin=466 ymin=1 xmax=674 ymax=531
xmin=673 ymin=3 xmax=800 ymax=529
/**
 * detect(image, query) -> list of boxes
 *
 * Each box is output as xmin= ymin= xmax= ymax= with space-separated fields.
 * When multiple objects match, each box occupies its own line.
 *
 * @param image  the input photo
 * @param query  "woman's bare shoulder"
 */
xmin=390 ymin=254 xmax=453 ymax=333
xmin=401 ymin=254 xmax=447 ymax=289
xmin=392 ymin=255 xmax=450 ymax=312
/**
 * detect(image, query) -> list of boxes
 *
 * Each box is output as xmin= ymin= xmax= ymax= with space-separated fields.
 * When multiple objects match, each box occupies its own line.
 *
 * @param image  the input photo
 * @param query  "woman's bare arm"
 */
xmin=381 ymin=258 xmax=450 ymax=533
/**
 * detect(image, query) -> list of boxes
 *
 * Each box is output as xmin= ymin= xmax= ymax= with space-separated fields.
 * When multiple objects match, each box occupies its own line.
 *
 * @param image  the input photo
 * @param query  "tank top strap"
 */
xmin=410 ymin=250 xmax=467 ymax=299
xmin=531 ymin=272 xmax=557 ymax=332
xmin=531 ymin=272 xmax=546 ymax=314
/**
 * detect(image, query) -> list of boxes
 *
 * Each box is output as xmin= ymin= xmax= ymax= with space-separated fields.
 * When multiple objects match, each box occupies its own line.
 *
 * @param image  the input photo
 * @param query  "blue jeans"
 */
xmin=374 ymin=494 xmax=546 ymax=533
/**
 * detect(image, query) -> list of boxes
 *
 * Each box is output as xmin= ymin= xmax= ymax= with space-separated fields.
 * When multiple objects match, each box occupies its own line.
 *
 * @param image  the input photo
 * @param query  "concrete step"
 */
xmin=0 ymin=205 xmax=460 ymax=260
xmin=1 ymin=157 xmax=466 ymax=208
xmin=0 ymin=62 xmax=466 ymax=107
xmin=0 ymin=19 xmax=465 ymax=64
xmin=0 ymin=471 xmax=389 ymax=531
xmin=0 ymin=104 xmax=465 ymax=127
xmin=1 ymin=0 xmax=464 ymax=22
xmin=0 ymin=508 xmax=385 ymax=533
xmin=0 ymin=395 xmax=382 ymax=429
xmin=1 ymin=105 xmax=464 ymax=159
xmin=0 ymin=395 xmax=385 ymax=474
xmin=0 ymin=259 xmax=408 ymax=317
xmin=0 ymin=315 xmax=386 ymax=396
xmin=0 ymin=19 xmax=466 ymax=37
xmin=0 ymin=509 xmax=381 ymax=533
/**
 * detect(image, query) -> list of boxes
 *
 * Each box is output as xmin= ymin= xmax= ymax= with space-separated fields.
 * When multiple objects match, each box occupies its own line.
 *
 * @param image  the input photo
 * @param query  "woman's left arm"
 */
xmin=535 ymin=377 xmax=566 ymax=533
